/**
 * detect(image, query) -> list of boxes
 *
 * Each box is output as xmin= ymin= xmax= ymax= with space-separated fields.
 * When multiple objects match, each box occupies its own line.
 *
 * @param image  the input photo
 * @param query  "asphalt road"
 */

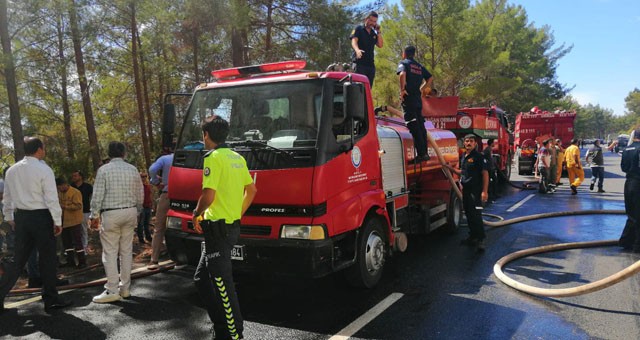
xmin=2 ymin=148 xmax=638 ymax=339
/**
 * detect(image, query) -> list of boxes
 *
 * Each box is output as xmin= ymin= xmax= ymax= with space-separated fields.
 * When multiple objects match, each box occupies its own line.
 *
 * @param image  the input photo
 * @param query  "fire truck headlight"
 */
xmin=167 ymin=217 xmax=182 ymax=230
xmin=280 ymin=225 xmax=325 ymax=240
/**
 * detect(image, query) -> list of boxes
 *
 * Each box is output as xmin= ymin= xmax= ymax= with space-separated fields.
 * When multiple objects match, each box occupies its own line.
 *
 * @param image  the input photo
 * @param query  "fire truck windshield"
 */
xmin=178 ymin=80 xmax=323 ymax=149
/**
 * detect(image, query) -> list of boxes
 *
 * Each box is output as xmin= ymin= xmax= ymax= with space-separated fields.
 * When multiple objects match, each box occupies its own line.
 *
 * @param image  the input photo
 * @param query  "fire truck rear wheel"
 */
xmin=501 ymin=154 xmax=512 ymax=182
xmin=444 ymin=190 xmax=463 ymax=233
xmin=345 ymin=217 xmax=386 ymax=288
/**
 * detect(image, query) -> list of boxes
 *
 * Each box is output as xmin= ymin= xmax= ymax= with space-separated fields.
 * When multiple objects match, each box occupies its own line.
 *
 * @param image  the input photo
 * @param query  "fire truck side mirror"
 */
xmin=162 ymin=103 xmax=176 ymax=149
xmin=343 ymin=82 xmax=365 ymax=121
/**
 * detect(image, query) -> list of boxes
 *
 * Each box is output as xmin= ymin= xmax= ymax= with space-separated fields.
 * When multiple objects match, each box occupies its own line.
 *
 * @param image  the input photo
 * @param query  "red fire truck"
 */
xmin=162 ymin=60 xmax=461 ymax=288
xmin=422 ymin=96 xmax=513 ymax=181
xmin=513 ymin=108 xmax=576 ymax=175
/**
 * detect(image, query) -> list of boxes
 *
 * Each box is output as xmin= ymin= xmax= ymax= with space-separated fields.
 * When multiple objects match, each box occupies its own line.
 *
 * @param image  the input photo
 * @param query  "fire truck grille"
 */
xmin=236 ymin=149 xmax=314 ymax=170
xmin=240 ymin=225 xmax=272 ymax=236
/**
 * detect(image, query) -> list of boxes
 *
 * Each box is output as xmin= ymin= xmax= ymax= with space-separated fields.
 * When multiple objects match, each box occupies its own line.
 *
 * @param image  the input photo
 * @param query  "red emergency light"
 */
xmin=211 ymin=60 xmax=307 ymax=80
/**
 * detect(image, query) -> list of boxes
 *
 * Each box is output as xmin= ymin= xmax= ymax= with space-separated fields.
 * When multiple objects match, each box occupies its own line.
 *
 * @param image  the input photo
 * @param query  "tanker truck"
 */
xmin=162 ymin=60 xmax=461 ymax=288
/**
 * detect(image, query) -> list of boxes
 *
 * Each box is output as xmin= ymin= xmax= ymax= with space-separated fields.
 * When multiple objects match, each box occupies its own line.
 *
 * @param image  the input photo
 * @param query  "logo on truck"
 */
xmin=351 ymin=146 xmax=362 ymax=168
xmin=458 ymin=116 xmax=472 ymax=129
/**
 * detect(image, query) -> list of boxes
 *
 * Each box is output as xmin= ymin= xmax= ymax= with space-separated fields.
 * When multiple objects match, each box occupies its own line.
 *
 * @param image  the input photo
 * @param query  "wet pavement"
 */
xmin=1 ymin=150 xmax=639 ymax=339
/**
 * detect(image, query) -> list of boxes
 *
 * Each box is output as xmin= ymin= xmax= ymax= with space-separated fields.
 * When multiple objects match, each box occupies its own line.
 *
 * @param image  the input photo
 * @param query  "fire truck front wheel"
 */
xmin=345 ymin=217 xmax=387 ymax=288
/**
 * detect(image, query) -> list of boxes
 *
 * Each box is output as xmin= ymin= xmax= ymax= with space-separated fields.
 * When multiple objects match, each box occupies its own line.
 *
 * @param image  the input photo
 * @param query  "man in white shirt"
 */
xmin=1 ymin=137 xmax=72 ymax=314
xmin=90 ymin=141 xmax=143 ymax=303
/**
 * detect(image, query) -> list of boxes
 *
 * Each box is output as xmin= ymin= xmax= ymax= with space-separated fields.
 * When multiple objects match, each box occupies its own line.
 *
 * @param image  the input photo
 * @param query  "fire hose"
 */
xmin=7 ymin=261 xmax=176 ymax=296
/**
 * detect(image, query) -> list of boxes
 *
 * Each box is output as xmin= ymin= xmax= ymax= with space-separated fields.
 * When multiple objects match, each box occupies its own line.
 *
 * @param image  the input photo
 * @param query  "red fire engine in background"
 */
xmin=422 ymin=96 xmax=513 ymax=181
xmin=161 ymin=60 xmax=461 ymax=288
xmin=513 ymin=108 xmax=577 ymax=175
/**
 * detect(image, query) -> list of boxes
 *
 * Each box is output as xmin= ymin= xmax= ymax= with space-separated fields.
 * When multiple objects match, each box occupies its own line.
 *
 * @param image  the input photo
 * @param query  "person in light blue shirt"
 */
xmin=147 ymin=151 xmax=173 ymax=269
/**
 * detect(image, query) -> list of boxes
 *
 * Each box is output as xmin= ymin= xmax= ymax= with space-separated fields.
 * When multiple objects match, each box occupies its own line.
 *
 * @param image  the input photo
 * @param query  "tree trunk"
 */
xmin=231 ymin=28 xmax=246 ymax=67
xmin=0 ymin=0 xmax=25 ymax=160
xmin=69 ymin=0 xmax=101 ymax=170
xmin=130 ymin=2 xmax=151 ymax=169
xmin=192 ymin=25 xmax=200 ymax=84
xmin=136 ymin=29 xmax=154 ymax=153
xmin=57 ymin=13 xmax=74 ymax=159
xmin=264 ymin=0 xmax=273 ymax=61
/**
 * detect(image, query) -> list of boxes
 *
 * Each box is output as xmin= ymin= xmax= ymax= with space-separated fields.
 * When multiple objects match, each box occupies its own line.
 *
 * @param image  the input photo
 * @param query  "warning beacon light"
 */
xmin=211 ymin=60 xmax=307 ymax=80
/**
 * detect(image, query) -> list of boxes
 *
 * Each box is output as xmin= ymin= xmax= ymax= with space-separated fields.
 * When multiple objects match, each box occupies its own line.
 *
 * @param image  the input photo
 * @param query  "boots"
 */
xmin=60 ymin=250 xmax=76 ymax=268
xmin=77 ymin=251 xmax=87 ymax=269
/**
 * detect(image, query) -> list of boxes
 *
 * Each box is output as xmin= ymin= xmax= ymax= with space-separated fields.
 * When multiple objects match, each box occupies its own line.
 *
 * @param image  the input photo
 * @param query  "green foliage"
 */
xmin=0 ymin=0 xmax=629 ymax=176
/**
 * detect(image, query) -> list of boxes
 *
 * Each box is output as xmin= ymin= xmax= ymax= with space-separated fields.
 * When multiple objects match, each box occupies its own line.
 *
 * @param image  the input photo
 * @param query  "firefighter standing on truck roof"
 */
xmin=350 ymin=11 xmax=383 ymax=87
xmin=445 ymin=135 xmax=489 ymax=252
xmin=618 ymin=129 xmax=640 ymax=252
xmin=192 ymin=115 xmax=257 ymax=340
xmin=397 ymin=45 xmax=433 ymax=163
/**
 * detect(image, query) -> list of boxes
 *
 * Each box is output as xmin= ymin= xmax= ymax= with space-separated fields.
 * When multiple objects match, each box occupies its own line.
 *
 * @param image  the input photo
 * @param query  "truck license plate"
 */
xmin=231 ymin=245 xmax=244 ymax=260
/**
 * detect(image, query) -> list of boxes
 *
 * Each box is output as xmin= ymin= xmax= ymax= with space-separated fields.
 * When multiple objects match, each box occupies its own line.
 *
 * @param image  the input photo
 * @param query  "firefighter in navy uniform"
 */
xmin=618 ymin=129 xmax=640 ymax=252
xmin=192 ymin=115 xmax=257 ymax=340
xmin=446 ymin=134 xmax=489 ymax=251
xmin=397 ymin=45 xmax=433 ymax=162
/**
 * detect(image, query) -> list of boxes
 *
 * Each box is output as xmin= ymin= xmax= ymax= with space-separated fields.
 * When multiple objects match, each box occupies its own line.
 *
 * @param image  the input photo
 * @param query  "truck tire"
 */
xmin=345 ymin=217 xmax=387 ymax=288
xmin=500 ymin=153 xmax=512 ymax=182
xmin=444 ymin=190 xmax=463 ymax=233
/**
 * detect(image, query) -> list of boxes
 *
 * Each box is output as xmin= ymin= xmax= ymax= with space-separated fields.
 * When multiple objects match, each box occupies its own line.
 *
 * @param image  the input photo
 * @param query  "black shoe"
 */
xmin=44 ymin=298 xmax=73 ymax=314
xmin=589 ymin=183 xmax=594 ymax=191
xmin=598 ymin=189 xmax=605 ymax=193
xmin=476 ymin=240 xmax=486 ymax=252
xmin=28 ymin=277 xmax=43 ymax=288
xmin=145 ymin=236 xmax=153 ymax=243
xmin=570 ymin=185 xmax=577 ymax=195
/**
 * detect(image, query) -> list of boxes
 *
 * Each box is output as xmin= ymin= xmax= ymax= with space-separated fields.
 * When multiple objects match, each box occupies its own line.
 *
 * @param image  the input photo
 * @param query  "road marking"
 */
xmin=506 ymin=194 xmax=535 ymax=212
xmin=329 ymin=292 xmax=404 ymax=340
xmin=5 ymin=260 xmax=174 ymax=309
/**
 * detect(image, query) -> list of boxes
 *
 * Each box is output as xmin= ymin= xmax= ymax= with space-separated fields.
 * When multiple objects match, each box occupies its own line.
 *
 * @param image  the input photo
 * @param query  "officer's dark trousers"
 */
xmin=619 ymin=178 xmax=640 ymax=249
xmin=0 ymin=209 xmax=60 ymax=305
xmin=352 ymin=63 xmax=376 ymax=88
xmin=403 ymin=105 xmax=428 ymax=159
xmin=463 ymin=189 xmax=485 ymax=241
xmin=194 ymin=220 xmax=243 ymax=340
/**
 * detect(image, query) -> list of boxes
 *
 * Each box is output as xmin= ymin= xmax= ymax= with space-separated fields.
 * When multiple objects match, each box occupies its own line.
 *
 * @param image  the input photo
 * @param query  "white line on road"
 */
xmin=506 ymin=194 xmax=535 ymax=212
xmin=329 ymin=292 xmax=404 ymax=340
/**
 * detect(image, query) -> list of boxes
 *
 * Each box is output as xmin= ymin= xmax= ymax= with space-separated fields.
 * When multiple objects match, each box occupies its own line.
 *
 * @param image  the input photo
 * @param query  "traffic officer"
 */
xmin=446 ymin=134 xmax=489 ymax=251
xmin=619 ymin=129 xmax=640 ymax=252
xmin=192 ymin=115 xmax=257 ymax=340
xmin=397 ymin=45 xmax=433 ymax=163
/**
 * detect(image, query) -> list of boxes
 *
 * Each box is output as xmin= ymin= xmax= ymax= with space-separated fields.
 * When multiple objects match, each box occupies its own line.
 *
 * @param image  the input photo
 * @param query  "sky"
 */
xmin=509 ymin=0 xmax=640 ymax=116
xmin=380 ymin=0 xmax=640 ymax=116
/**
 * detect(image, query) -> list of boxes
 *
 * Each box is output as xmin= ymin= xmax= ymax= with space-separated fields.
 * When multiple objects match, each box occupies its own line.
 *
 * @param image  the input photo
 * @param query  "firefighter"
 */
xmin=397 ymin=45 xmax=433 ymax=163
xmin=446 ymin=134 xmax=489 ymax=251
xmin=619 ymin=129 xmax=640 ymax=252
xmin=192 ymin=115 xmax=257 ymax=340
xmin=564 ymin=138 xmax=584 ymax=195
xmin=350 ymin=11 xmax=383 ymax=87
xmin=555 ymin=139 xmax=565 ymax=185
